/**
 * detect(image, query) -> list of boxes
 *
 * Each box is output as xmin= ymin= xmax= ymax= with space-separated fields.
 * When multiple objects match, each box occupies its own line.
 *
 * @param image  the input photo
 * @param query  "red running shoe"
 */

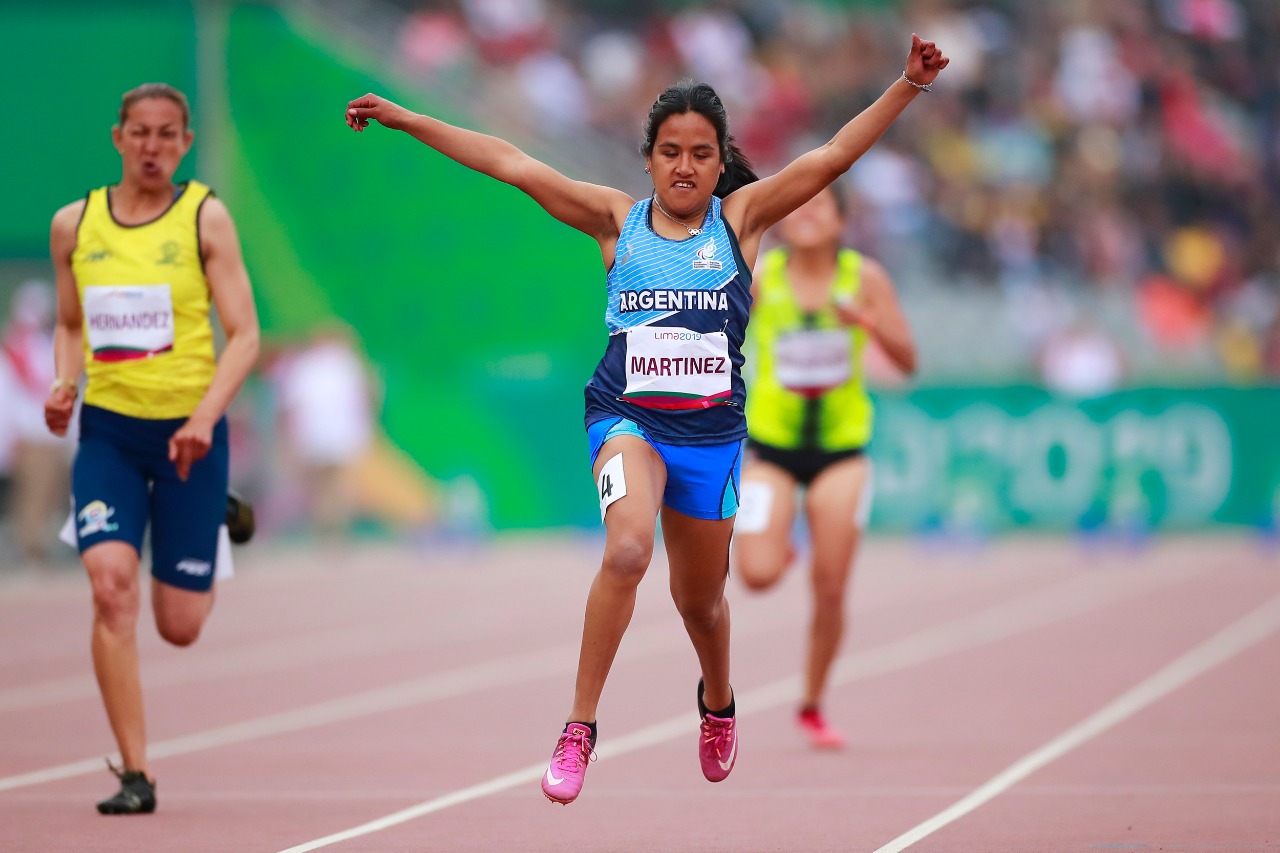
xmin=798 ymin=706 xmax=846 ymax=749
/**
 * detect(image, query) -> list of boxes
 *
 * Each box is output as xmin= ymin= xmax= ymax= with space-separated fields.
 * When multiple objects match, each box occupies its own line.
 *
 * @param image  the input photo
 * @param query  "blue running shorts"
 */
xmin=587 ymin=417 xmax=743 ymax=520
xmin=72 ymin=404 xmax=229 ymax=592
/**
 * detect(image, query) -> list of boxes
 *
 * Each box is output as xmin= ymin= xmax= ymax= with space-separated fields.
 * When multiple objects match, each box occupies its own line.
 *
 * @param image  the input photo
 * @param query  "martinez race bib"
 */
xmin=83 ymin=284 xmax=175 ymax=362
xmin=623 ymin=326 xmax=731 ymax=410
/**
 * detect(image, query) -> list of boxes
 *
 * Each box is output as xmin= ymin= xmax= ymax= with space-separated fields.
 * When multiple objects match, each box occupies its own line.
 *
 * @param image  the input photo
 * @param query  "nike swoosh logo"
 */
xmin=545 ymin=768 xmax=565 ymax=786
xmin=718 ymin=737 xmax=737 ymax=771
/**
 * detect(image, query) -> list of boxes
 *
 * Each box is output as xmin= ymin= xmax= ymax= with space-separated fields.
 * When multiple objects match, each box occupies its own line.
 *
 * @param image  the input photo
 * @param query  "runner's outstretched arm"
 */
xmin=345 ymin=95 xmax=631 ymax=244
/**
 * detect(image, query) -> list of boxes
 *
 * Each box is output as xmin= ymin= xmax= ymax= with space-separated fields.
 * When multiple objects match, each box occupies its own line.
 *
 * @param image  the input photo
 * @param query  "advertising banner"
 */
xmin=870 ymin=387 xmax=1280 ymax=534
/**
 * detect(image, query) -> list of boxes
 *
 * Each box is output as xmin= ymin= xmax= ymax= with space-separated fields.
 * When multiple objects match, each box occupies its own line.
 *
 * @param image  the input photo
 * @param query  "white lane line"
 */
xmin=0 ymin=623 xmax=432 ymax=714
xmin=274 ymin=567 xmax=1198 ymax=852
xmin=0 ymin=571 xmax=576 ymax=711
xmin=871 ymin=591 xmax=1280 ymax=853
xmin=0 ymin=622 xmax=680 ymax=794
xmin=0 ymin=560 xmax=948 ymax=787
xmin=0 ymin=543 xmax=1019 ymax=714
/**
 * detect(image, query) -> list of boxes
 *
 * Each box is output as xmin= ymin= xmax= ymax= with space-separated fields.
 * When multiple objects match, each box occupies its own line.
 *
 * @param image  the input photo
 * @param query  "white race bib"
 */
xmin=774 ymin=329 xmax=851 ymax=396
xmin=84 ymin=284 xmax=175 ymax=362
xmin=623 ymin=326 xmax=731 ymax=409
xmin=597 ymin=453 xmax=627 ymax=521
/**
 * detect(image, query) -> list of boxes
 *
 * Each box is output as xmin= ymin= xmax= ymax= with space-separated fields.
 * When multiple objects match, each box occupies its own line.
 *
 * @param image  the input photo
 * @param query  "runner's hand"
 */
xmin=834 ymin=293 xmax=876 ymax=333
xmin=169 ymin=417 xmax=214 ymax=482
xmin=346 ymin=94 xmax=411 ymax=132
xmin=905 ymin=34 xmax=949 ymax=87
xmin=44 ymin=386 xmax=76 ymax=437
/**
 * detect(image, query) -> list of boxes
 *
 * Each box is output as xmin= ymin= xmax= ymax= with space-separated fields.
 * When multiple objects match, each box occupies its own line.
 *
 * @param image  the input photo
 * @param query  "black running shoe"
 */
xmin=226 ymin=491 xmax=255 ymax=545
xmin=96 ymin=762 xmax=156 ymax=815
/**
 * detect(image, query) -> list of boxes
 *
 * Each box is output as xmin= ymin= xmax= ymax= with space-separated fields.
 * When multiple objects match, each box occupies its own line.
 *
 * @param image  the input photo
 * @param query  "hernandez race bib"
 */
xmin=623 ymin=326 xmax=731 ymax=409
xmin=774 ymin=329 xmax=852 ymax=397
xmin=84 ymin=284 xmax=175 ymax=362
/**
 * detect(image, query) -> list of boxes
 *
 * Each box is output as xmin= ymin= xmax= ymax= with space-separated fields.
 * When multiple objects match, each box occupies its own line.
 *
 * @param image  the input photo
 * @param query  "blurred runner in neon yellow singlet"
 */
xmin=735 ymin=184 xmax=917 ymax=749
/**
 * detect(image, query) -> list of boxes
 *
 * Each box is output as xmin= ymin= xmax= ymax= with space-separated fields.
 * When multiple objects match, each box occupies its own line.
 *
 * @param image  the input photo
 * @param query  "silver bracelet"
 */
xmin=900 ymin=72 xmax=932 ymax=93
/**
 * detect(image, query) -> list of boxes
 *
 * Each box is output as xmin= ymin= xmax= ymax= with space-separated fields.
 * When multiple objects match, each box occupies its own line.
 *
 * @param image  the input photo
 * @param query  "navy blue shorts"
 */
xmin=588 ymin=417 xmax=743 ymax=520
xmin=72 ymin=404 xmax=229 ymax=592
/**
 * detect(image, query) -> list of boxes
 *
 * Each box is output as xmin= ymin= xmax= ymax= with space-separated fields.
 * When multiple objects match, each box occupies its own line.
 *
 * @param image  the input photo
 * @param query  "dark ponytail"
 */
xmin=641 ymin=80 xmax=759 ymax=199
xmin=716 ymin=138 xmax=757 ymax=198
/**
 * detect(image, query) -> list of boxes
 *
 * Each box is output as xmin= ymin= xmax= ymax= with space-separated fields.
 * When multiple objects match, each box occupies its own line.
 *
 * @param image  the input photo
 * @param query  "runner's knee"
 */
xmin=601 ymin=531 xmax=653 ymax=583
xmin=156 ymin=614 xmax=203 ymax=647
xmin=810 ymin=554 xmax=854 ymax=603
xmin=677 ymin=602 xmax=719 ymax=632
xmin=734 ymin=543 xmax=790 ymax=592
xmin=90 ymin=578 xmax=139 ymax=633
xmin=86 ymin=559 xmax=140 ymax=633
xmin=812 ymin=577 xmax=849 ymax=606
xmin=674 ymin=593 xmax=725 ymax=634
xmin=736 ymin=555 xmax=783 ymax=592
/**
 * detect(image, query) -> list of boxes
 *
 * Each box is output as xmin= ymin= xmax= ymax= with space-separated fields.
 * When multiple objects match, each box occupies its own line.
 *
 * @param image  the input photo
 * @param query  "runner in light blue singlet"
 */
xmin=344 ymin=33 xmax=949 ymax=805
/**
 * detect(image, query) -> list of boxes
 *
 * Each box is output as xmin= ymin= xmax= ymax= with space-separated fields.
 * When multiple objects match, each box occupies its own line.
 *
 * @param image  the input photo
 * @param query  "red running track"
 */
xmin=1 ymin=535 xmax=1278 ymax=852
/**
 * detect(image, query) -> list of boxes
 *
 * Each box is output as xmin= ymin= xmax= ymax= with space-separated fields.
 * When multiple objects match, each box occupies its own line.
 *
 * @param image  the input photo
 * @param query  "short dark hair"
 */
xmin=640 ymin=80 xmax=758 ymax=198
xmin=119 ymin=83 xmax=190 ymax=130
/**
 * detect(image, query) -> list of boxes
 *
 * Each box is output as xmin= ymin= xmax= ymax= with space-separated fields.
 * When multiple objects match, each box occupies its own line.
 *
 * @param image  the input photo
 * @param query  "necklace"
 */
xmin=651 ymin=194 xmax=708 ymax=237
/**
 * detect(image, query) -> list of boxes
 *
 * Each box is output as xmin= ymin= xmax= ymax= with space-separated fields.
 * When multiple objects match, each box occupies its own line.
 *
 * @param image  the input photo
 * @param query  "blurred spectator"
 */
xmin=847 ymin=143 xmax=932 ymax=277
xmin=0 ymin=280 xmax=72 ymax=567
xmin=1161 ymin=0 xmax=1245 ymax=43
xmin=1039 ymin=319 xmax=1126 ymax=398
xmin=737 ymin=51 xmax=814 ymax=168
xmin=274 ymin=324 xmax=377 ymax=540
xmin=463 ymin=0 xmax=550 ymax=63
xmin=580 ymin=30 xmax=644 ymax=102
xmin=668 ymin=6 xmax=758 ymax=103
xmin=516 ymin=49 xmax=590 ymax=133
xmin=400 ymin=6 xmax=475 ymax=79
xmin=373 ymin=0 xmax=1280 ymax=381
xmin=1054 ymin=25 xmax=1141 ymax=125
xmin=1137 ymin=273 xmax=1213 ymax=349
xmin=1217 ymin=317 xmax=1263 ymax=379
xmin=910 ymin=0 xmax=992 ymax=92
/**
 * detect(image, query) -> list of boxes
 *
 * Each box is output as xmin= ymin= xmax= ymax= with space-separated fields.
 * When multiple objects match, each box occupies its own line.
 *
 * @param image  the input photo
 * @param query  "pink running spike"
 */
xmin=698 ymin=713 xmax=737 ymax=782
xmin=542 ymin=723 xmax=595 ymax=804
xmin=798 ymin=707 xmax=847 ymax=750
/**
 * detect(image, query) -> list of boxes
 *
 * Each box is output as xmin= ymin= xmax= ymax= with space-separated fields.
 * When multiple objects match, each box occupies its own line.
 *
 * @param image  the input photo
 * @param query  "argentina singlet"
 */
xmin=584 ymin=195 xmax=753 ymax=445
xmin=72 ymin=180 xmax=217 ymax=419
xmin=743 ymin=248 xmax=874 ymax=451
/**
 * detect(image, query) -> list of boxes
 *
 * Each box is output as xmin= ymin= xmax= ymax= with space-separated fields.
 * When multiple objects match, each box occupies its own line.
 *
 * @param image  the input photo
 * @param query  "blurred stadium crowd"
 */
xmin=380 ymin=0 xmax=1280 ymax=382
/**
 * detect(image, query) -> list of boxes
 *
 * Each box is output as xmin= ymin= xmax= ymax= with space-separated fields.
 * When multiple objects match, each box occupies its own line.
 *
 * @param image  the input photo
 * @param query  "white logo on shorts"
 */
xmin=77 ymin=500 xmax=120 ymax=538
xmin=175 ymin=559 xmax=212 ymax=577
